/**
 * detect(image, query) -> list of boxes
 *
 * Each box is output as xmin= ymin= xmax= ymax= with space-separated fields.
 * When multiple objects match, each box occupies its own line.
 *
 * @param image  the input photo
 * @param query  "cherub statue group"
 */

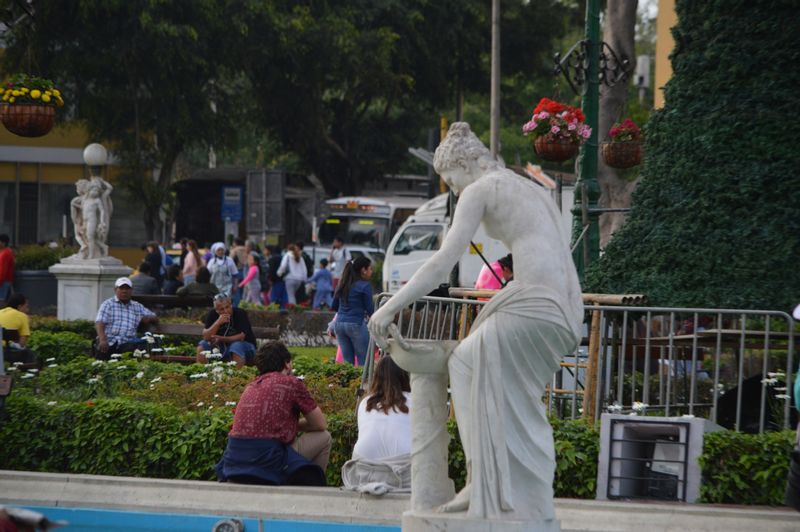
xmin=70 ymin=175 xmax=113 ymax=260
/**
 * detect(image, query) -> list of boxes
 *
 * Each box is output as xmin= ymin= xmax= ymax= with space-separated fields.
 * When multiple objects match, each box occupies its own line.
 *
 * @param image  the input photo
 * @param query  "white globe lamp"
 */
xmin=83 ymin=143 xmax=108 ymax=175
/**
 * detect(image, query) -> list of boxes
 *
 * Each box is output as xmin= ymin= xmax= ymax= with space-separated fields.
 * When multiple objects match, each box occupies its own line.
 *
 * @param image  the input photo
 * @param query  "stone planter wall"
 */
xmin=13 ymin=270 xmax=58 ymax=313
xmin=154 ymin=307 xmax=336 ymax=347
xmin=247 ymin=309 xmax=336 ymax=347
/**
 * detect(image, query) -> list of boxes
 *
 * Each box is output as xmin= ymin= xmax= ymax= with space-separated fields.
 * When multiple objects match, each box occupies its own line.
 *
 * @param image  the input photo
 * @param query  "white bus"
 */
xmin=314 ymin=196 xmax=427 ymax=251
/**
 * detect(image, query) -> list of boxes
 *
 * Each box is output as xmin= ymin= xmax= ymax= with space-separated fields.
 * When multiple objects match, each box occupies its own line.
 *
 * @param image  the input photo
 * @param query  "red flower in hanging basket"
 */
xmin=0 ymin=74 xmax=64 ymax=138
xmin=608 ymin=118 xmax=641 ymax=143
xmin=603 ymin=117 xmax=643 ymax=169
xmin=522 ymin=98 xmax=591 ymax=162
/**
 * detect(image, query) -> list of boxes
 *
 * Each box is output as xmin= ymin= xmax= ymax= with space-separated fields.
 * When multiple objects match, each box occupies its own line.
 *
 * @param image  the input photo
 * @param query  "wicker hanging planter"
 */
xmin=601 ymin=141 xmax=642 ymax=169
xmin=533 ymin=136 xmax=579 ymax=163
xmin=0 ymin=103 xmax=56 ymax=137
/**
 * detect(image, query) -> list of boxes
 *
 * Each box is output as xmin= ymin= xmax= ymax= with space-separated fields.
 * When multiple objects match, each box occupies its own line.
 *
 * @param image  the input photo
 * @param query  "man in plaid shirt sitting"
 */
xmin=94 ymin=277 xmax=159 ymax=359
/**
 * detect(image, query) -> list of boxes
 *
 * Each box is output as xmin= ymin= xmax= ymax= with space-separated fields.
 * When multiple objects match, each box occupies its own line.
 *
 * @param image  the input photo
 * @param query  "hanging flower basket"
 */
xmin=0 ymin=103 xmax=56 ymax=137
xmin=0 ymin=74 xmax=64 ymax=138
xmin=601 ymin=141 xmax=642 ymax=169
xmin=534 ymin=136 xmax=580 ymax=162
xmin=602 ymin=118 xmax=642 ymax=169
xmin=522 ymin=98 xmax=591 ymax=163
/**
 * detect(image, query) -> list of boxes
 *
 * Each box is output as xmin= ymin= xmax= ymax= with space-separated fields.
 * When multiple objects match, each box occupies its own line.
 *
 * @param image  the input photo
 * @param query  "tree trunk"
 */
xmin=598 ymin=0 xmax=639 ymax=248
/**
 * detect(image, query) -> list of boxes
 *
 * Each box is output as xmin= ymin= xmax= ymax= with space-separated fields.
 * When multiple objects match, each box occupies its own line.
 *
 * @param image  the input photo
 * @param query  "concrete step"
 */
xmin=1 ymin=470 xmax=797 ymax=531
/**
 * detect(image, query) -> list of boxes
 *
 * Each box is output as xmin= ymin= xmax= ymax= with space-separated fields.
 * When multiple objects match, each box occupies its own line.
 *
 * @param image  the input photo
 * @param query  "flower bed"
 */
xmin=1 ymin=336 xmax=794 ymax=502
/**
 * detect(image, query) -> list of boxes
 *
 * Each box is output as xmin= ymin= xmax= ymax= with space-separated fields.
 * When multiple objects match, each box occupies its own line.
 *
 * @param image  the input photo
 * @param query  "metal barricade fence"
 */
xmin=364 ymin=293 xmax=797 ymax=434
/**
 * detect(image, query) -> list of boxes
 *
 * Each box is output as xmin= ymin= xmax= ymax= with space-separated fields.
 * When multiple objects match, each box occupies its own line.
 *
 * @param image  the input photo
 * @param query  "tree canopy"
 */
xmin=0 ymin=0 xmax=581 ymax=236
xmin=586 ymin=0 xmax=800 ymax=311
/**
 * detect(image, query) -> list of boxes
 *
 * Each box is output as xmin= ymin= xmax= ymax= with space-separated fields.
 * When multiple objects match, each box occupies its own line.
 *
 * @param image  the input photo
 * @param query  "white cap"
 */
xmin=793 ymin=303 xmax=800 ymax=321
xmin=114 ymin=277 xmax=132 ymax=288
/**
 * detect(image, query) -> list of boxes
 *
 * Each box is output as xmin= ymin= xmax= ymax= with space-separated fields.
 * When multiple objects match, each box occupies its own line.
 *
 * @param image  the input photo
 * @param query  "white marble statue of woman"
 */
xmin=369 ymin=122 xmax=584 ymax=524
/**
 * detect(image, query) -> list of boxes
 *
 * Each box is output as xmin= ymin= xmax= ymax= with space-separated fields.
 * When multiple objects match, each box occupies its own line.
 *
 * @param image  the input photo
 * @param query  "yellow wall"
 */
xmin=0 ymin=121 xmax=88 ymax=148
xmin=655 ymin=0 xmax=677 ymax=109
xmin=111 ymin=247 xmax=146 ymax=269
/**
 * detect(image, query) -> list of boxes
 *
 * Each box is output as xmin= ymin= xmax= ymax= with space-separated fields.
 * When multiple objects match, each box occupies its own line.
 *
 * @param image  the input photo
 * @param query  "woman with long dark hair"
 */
xmin=342 ymin=355 xmax=412 ymax=492
xmin=332 ymin=256 xmax=374 ymax=366
xmin=182 ymin=239 xmax=204 ymax=285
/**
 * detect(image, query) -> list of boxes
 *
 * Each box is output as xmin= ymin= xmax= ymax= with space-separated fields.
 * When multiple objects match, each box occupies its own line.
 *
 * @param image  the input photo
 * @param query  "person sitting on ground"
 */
xmin=95 ymin=277 xmax=158 ymax=358
xmin=196 ymin=294 xmax=256 ymax=367
xmin=307 ymin=258 xmax=334 ymax=310
xmin=0 ymin=293 xmax=37 ymax=366
xmin=342 ymin=355 xmax=412 ymax=494
xmin=176 ymin=266 xmax=219 ymax=298
xmin=161 ymin=264 xmax=182 ymax=295
xmin=131 ymin=262 xmax=159 ymax=295
xmin=215 ymin=341 xmax=331 ymax=486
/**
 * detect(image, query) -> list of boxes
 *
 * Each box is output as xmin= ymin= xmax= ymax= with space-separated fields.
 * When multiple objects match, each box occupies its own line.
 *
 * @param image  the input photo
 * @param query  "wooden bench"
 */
xmin=148 ymin=322 xmax=281 ymax=364
xmin=132 ymin=294 xmax=213 ymax=309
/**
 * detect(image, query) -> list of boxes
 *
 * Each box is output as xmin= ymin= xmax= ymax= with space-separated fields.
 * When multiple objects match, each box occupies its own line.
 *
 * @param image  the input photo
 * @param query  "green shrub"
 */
xmin=551 ymin=418 xmax=600 ymax=498
xmin=699 ymin=429 xmax=795 ymax=505
xmin=0 ymin=395 xmax=229 ymax=479
xmin=292 ymin=355 xmax=362 ymax=387
xmin=14 ymin=244 xmax=76 ymax=270
xmin=29 ymin=317 xmax=96 ymax=339
xmin=447 ymin=417 xmax=601 ymax=498
xmin=585 ymin=0 xmax=800 ymax=310
xmin=326 ymin=410 xmax=357 ymax=486
xmin=28 ymin=330 xmax=92 ymax=364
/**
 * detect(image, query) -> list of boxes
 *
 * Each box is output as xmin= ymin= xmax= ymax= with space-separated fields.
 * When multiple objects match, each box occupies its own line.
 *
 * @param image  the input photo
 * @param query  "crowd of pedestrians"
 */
xmin=129 ymin=237 xmax=348 ymax=313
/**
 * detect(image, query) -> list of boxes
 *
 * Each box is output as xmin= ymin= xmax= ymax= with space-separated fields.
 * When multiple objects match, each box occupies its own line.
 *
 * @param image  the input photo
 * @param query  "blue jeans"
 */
xmin=231 ymin=270 xmax=244 ymax=307
xmin=198 ymin=339 xmax=256 ymax=364
xmin=270 ymin=281 xmax=288 ymax=309
xmin=0 ymin=281 xmax=11 ymax=301
xmin=312 ymin=289 xmax=333 ymax=310
xmin=334 ymin=320 xmax=369 ymax=366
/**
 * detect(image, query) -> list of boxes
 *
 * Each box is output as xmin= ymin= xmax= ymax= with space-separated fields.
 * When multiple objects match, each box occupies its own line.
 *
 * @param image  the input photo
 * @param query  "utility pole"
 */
xmin=489 ymin=0 xmax=500 ymax=158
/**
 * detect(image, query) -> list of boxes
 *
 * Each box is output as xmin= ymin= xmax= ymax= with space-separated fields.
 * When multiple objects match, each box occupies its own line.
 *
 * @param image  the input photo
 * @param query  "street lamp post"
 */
xmin=554 ymin=0 xmax=631 ymax=281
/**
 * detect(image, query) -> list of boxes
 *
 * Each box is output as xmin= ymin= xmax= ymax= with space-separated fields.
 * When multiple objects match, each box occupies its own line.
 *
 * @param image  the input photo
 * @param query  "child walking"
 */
xmin=308 ymin=258 xmax=334 ymax=310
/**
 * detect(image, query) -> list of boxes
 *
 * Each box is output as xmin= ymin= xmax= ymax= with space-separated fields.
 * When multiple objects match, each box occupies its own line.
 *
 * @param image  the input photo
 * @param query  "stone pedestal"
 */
xmin=49 ymin=257 xmax=132 ymax=321
xmin=402 ymin=511 xmax=560 ymax=532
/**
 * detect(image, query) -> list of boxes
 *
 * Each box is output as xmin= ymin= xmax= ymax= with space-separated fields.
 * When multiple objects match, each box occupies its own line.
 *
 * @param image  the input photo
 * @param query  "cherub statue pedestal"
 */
xmin=49 ymin=257 xmax=132 ymax=321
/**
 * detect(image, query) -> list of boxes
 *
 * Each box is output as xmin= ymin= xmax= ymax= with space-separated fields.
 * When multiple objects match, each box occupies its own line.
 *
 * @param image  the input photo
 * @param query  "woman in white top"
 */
xmin=277 ymin=244 xmax=308 ymax=306
xmin=343 ymin=355 xmax=412 ymax=493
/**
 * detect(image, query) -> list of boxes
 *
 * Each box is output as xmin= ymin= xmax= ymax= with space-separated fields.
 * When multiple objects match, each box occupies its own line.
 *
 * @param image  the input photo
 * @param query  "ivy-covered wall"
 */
xmin=586 ymin=0 xmax=800 ymax=311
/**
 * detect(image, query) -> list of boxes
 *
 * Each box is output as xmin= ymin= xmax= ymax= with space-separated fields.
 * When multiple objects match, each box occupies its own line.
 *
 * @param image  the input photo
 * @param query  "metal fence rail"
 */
xmin=365 ymin=293 xmax=797 ymax=433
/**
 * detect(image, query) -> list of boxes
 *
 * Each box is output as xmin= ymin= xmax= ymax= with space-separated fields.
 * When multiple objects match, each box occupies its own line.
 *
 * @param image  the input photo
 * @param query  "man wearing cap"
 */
xmin=94 ymin=277 xmax=159 ymax=358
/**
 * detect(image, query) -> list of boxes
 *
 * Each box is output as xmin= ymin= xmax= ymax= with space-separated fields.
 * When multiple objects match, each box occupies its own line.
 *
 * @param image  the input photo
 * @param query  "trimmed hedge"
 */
xmin=699 ymin=429 xmax=795 ymax=505
xmin=0 ymin=393 xmax=600 ymax=496
xmin=586 ymin=0 xmax=800 ymax=310
xmin=28 ymin=330 xmax=92 ymax=364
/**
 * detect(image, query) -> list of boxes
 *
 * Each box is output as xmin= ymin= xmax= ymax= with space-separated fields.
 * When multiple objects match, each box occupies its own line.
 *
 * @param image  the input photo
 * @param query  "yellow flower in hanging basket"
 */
xmin=0 ymin=74 xmax=64 ymax=107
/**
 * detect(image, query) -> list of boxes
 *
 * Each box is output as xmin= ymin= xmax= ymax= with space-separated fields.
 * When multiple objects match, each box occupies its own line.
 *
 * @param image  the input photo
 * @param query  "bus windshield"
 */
xmin=318 ymin=217 xmax=389 ymax=248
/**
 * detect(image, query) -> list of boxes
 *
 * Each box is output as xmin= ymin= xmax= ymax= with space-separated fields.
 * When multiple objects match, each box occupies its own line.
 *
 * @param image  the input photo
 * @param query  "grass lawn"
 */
xmin=289 ymin=345 xmax=337 ymax=363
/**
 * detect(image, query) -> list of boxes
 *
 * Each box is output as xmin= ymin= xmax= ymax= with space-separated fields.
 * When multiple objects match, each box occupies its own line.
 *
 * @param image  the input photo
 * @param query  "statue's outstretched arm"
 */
xmin=369 ymin=185 xmax=486 ymax=346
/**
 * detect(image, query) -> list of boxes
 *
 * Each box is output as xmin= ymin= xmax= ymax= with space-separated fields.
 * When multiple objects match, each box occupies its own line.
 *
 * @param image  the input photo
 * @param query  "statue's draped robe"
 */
xmin=449 ymin=281 xmax=582 ymax=520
